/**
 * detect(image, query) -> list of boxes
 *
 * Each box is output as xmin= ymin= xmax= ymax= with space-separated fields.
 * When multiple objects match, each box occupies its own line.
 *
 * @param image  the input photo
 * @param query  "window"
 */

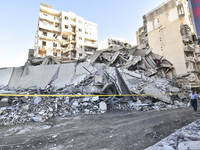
xmin=79 ymin=53 xmax=83 ymax=56
xmin=53 ymin=33 xmax=58 ymax=38
xmin=43 ymin=32 xmax=47 ymax=36
xmin=65 ymin=25 xmax=68 ymax=29
xmin=156 ymin=9 xmax=159 ymax=14
xmin=85 ymin=32 xmax=88 ymax=34
xmin=43 ymin=13 xmax=47 ymax=16
xmin=53 ymin=43 xmax=57 ymax=47
xmin=64 ymin=16 xmax=68 ymax=20
xmin=79 ymin=28 xmax=82 ymax=32
xmin=71 ymin=17 xmax=76 ymax=22
xmin=55 ymin=23 xmax=59 ymax=27
xmin=79 ymin=37 xmax=82 ymax=40
xmin=177 ymin=4 xmax=185 ymax=17
xmin=42 ymin=41 xmax=46 ymax=46
xmin=72 ymin=35 xmax=76 ymax=41
xmin=54 ymin=17 xmax=58 ymax=21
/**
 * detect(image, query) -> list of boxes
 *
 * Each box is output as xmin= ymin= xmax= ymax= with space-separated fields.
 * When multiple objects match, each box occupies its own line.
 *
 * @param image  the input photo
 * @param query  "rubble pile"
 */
xmin=0 ymin=87 xmax=109 ymax=125
xmin=27 ymin=55 xmax=83 ymax=66
xmin=0 ymin=47 xmax=189 ymax=125
xmin=0 ymin=84 xmax=186 ymax=126
xmin=146 ymin=119 xmax=200 ymax=150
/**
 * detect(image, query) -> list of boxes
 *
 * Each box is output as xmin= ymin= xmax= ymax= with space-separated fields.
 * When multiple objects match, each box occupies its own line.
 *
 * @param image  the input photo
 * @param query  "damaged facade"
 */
xmin=136 ymin=0 xmax=200 ymax=88
xmin=34 ymin=3 xmax=98 ymax=60
xmin=98 ymin=37 xmax=132 ymax=50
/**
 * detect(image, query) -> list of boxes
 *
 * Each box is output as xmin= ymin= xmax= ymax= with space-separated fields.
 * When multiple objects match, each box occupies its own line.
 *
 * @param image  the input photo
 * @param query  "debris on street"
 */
xmin=145 ymin=119 xmax=200 ymax=150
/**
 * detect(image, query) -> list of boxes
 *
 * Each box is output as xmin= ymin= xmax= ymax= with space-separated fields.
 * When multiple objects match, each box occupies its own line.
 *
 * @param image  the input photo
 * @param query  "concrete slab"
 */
xmin=8 ymin=63 xmax=76 ymax=89
xmin=7 ymin=62 xmax=94 ymax=89
xmin=0 ymin=67 xmax=13 ymax=86
xmin=178 ymin=141 xmax=200 ymax=150
xmin=143 ymin=84 xmax=172 ymax=104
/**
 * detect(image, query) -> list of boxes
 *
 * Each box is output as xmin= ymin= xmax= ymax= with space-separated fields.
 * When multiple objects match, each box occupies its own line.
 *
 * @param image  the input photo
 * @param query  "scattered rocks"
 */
xmin=145 ymin=119 xmax=200 ymax=150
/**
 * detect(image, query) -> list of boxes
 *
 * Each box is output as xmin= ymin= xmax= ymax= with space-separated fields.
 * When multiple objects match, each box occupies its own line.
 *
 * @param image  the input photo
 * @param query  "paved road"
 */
xmin=0 ymin=107 xmax=199 ymax=150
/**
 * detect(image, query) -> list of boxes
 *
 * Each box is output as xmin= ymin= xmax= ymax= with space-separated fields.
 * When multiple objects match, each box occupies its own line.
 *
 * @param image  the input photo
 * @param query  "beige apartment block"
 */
xmin=137 ymin=0 xmax=200 ymax=85
xmin=34 ymin=3 xmax=98 ymax=60
xmin=98 ymin=37 xmax=132 ymax=50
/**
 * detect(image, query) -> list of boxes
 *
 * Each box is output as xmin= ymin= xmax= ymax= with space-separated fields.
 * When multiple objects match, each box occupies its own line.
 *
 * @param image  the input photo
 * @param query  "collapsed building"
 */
xmin=98 ymin=37 xmax=132 ymax=50
xmin=136 ymin=0 xmax=200 ymax=89
xmin=0 ymin=46 xmax=188 ymax=125
xmin=34 ymin=3 xmax=98 ymax=60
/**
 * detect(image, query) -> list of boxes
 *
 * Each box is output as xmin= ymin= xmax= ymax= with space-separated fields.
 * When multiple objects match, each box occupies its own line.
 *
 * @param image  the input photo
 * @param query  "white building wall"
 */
xmin=35 ymin=3 xmax=98 ymax=59
xmin=98 ymin=37 xmax=131 ymax=50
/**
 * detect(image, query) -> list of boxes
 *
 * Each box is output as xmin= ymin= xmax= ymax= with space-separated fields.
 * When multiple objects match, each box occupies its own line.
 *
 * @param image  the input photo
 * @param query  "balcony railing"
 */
xmin=39 ymin=21 xmax=61 ymax=32
xmin=39 ymin=12 xmax=60 ymax=23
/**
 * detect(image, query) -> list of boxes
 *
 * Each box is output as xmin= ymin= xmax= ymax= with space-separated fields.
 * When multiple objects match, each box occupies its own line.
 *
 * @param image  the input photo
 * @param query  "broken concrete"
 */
xmin=0 ymin=67 xmax=13 ymax=86
xmin=146 ymin=119 xmax=200 ymax=150
xmin=0 ymin=47 xmax=187 ymax=125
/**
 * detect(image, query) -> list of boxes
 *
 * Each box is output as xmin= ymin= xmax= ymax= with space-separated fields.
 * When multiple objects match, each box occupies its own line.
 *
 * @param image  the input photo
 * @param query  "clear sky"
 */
xmin=0 ymin=0 xmax=167 ymax=68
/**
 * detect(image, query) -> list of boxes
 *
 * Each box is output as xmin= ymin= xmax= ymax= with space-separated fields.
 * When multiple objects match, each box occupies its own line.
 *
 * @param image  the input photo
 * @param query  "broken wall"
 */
xmin=0 ymin=68 xmax=14 ymax=86
xmin=7 ymin=62 xmax=94 ymax=89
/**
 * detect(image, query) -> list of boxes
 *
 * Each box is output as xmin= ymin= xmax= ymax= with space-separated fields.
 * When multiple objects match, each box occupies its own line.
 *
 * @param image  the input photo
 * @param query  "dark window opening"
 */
xmin=65 ymin=16 xmax=68 ymax=20
xmin=43 ymin=32 xmax=47 ymax=36
xmin=42 ymin=41 xmax=46 ymax=46
xmin=55 ymin=23 xmax=59 ymax=28
xmin=53 ymin=43 xmax=57 ymax=47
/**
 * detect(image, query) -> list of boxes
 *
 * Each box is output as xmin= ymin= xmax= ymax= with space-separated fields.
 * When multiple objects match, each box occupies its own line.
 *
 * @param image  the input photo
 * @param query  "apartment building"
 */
xmin=34 ymin=3 xmax=98 ymax=60
xmin=98 ymin=37 xmax=132 ymax=50
xmin=136 ymin=0 xmax=200 ymax=85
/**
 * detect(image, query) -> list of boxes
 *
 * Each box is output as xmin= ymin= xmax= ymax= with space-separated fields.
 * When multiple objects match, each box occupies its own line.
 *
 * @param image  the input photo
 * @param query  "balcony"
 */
xmin=39 ymin=21 xmax=61 ymax=32
xmin=177 ymin=3 xmax=185 ymax=18
xmin=196 ymin=55 xmax=200 ymax=62
xmin=40 ymin=5 xmax=60 ymax=17
xmin=184 ymin=45 xmax=195 ymax=52
xmin=53 ymin=46 xmax=62 ymax=52
xmin=84 ymin=42 xmax=98 ymax=48
xmin=38 ymin=32 xmax=61 ymax=42
xmin=60 ymin=39 xmax=70 ymax=47
xmin=186 ymin=62 xmax=198 ymax=73
xmin=180 ymin=24 xmax=193 ymax=42
xmin=39 ymin=12 xmax=60 ymax=23
xmin=84 ymin=34 xmax=98 ymax=41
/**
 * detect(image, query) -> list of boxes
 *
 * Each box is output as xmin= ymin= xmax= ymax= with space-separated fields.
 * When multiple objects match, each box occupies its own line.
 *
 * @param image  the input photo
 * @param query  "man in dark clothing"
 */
xmin=189 ymin=90 xmax=198 ymax=111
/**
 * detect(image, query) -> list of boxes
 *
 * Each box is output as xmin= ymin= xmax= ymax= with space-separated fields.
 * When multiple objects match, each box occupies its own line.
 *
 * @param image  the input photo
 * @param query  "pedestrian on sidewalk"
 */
xmin=189 ymin=90 xmax=198 ymax=112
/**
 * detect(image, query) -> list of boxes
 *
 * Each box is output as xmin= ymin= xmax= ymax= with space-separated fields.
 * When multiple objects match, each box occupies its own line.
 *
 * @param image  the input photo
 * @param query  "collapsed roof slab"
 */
xmin=0 ymin=67 xmax=14 ymax=86
xmin=7 ymin=62 xmax=95 ymax=89
xmin=133 ymin=49 xmax=152 ymax=57
xmin=8 ymin=63 xmax=76 ymax=89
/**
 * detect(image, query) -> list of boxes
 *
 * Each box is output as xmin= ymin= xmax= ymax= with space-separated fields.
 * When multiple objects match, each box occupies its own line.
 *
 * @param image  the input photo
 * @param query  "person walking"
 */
xmin=189 ymin=90 xmax=198 ymax=112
